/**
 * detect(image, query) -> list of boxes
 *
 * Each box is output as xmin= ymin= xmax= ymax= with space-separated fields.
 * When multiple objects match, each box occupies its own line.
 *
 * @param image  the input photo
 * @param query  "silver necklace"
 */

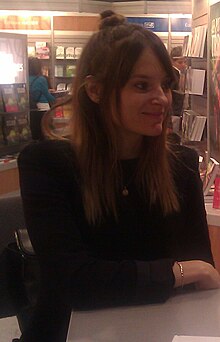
xmin=122 ymin=186 xmax=129 ymax=196
xmin=120 ymin=158 xmax=137 ymax=197
xmin=121 ymin=170 xmax=136 ymax=197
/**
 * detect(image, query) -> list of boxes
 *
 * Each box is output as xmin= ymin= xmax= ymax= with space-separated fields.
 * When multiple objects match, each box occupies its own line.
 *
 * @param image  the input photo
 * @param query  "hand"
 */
xmin=173 ymin=260 xmax=220 ymax=290
xmin=194 ymin=261 xmax=220 ymax=290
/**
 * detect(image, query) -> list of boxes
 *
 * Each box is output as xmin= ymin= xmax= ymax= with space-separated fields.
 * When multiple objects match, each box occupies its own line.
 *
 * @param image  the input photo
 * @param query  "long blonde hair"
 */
xmin=43 ymin=20 xmax=179 ymax=224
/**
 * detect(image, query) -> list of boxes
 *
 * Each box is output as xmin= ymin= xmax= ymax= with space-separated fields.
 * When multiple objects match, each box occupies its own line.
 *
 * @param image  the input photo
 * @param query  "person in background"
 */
xmin=170 ymin=45 xmax=187 ymax=91
xmin=169 ymin=46 xmax=187 ymax=131
xmin=41 ymin=65 xmax=55 ymax=91
xmin=18 ymin=15 xmax=220 ymax=342
xmin=28 ymin=57 xmax=55 ymax=111
xmin=28 ymin=57 xmax=55 ymax=140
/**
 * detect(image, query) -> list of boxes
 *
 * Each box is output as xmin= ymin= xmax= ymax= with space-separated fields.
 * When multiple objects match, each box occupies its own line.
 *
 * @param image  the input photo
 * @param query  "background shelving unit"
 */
xmin=0 ymin=32 xmax=31 ymax=158
xmin=0 ymin=32 xmax=30 ymax=194
xmin=208 ymin=0 xmax=220 ymax=163
xmin=53 ymin=44 xmax=82 ymax=91
xmin=52 ymin=29 xmax=92 ymax=90
xmin=179 ymin=19 xmax=208 ymax=157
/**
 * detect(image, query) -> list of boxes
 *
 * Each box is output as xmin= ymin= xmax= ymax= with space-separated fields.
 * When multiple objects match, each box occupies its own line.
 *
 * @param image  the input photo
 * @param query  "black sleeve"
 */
xmin=18 ymin=141 xmax=175 ymax=341
xmin=172 ymin=146 xmax=213 ymax=265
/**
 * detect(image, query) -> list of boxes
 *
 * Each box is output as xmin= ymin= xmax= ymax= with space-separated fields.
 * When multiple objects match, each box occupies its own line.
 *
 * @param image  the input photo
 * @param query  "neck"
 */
xmin=117 ymin=134 xmax=143 ymax=160
xmin=118 ymin=137 xmax=141 ymax=159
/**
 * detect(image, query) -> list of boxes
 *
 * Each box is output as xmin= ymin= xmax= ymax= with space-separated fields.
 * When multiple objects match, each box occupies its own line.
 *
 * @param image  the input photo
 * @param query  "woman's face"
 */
xmin=116 ymin=47 xmax=172 ymax=148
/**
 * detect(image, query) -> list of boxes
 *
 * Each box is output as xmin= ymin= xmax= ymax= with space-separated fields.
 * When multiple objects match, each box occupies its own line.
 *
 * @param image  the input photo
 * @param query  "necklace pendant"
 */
xmin=122 ymin=187 xmax=129 ymax=196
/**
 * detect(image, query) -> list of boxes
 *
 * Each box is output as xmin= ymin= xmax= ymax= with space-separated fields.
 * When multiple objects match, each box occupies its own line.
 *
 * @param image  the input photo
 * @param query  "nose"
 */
xmin=151 ymin=86 xmax=169 ymax=107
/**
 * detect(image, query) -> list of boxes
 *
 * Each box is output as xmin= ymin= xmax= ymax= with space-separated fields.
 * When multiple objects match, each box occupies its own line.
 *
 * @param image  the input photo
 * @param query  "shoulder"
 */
xmin=18 ymin=139 xmax=77 ymax=175
xmin=169 ymin=144 xmax=199 ymax=173
xmin=37 ymin=76 xmax=47 ymax=85
xmin=19 ymin=139 xmax=74 ymax=160
xmin=173 ymin=66 xmax=180 ymax=76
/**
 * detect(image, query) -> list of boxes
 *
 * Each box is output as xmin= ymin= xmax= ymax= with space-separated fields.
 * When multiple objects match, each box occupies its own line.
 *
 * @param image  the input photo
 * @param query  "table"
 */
xmin=67 ymin=289 xmax=220 ymax=342
xmin=205 ymin=204 xmax=220 ymax=273
xmin=206 ymin=203 xmax=220 ymax=227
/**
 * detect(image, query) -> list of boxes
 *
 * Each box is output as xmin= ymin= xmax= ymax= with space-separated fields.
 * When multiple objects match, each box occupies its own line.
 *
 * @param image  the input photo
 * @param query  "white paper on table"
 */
xmin=173 ymin=336 xmax=220 ymax=341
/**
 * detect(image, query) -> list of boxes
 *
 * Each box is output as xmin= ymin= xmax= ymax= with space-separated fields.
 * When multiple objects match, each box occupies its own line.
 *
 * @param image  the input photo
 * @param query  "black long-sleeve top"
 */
xmin=18 ymin=140 xmax=213 ymax=342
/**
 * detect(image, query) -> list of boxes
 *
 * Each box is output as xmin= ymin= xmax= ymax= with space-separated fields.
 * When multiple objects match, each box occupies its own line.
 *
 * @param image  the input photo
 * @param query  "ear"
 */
xmin=85 ymin=75 xmax=101 ymax=104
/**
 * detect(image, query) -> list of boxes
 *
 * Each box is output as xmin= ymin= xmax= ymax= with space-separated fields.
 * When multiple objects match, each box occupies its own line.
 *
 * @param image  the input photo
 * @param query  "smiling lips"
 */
xmin=141 ymin=111 xmax=164 ymax=116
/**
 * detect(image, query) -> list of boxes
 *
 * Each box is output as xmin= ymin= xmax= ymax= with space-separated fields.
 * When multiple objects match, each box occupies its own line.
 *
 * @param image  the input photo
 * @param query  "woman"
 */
xmin=28 ymin=57 xmax=55 ymax=111
xmin=28 ymin=57 xmax=55 ymax=140
xmin=18 ymin=17 xmax=220 ymax=341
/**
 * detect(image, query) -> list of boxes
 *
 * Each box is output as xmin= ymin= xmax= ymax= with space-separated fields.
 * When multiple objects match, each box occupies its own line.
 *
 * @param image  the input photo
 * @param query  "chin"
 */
xmin=150 ymin=126 xmax=163 ymax=136
xmin=142 ymin=131 xmax=162 ymax=137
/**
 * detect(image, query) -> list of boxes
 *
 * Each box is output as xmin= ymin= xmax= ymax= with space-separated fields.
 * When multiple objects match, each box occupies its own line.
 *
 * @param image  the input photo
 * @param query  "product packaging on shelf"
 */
xmin=213 ymin=171 xmax=220 ymax=209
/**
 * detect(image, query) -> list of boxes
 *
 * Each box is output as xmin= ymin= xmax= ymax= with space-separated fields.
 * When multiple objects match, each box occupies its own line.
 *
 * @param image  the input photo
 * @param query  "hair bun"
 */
xmin=99 ymin=12 xmax=127 ymax=30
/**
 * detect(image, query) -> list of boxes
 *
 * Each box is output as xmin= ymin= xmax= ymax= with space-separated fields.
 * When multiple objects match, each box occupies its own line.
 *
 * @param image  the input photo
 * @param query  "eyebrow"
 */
xmin=130 ymin=74 xmax=154 ymax=80
xmin=131 ymin=74 xmax=170 ymax=81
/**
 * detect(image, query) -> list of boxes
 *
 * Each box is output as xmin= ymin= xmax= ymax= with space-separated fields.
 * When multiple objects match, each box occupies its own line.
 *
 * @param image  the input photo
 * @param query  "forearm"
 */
xmin=173 ymin=260 xmax=220 ymax=290
xmin=20 ymin=287 xmax=72 ymax=342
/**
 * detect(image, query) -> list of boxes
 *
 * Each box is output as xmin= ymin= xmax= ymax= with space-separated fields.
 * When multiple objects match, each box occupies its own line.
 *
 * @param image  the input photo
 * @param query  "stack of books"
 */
xmin=182 ymin=110 xmax=207 ymax=142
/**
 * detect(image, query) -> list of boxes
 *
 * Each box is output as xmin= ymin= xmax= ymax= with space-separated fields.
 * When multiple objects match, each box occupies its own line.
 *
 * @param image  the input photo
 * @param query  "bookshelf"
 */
xmin=54 ymin=45 xmax=82 ymax=91
xmin=209 ymin=1 xmax=220 ymax=163
xmin=0 ymin=32 xmax=31 ymax=195
xmin=28 ymin=37 xmax=86 ymax=91
xmin=180 ymin=21 xmax=208 ymax=154
xmin=0 ymin=32 xmax=31 ymax=158
xmin=52 ymin=30 xmax=87 ymax=89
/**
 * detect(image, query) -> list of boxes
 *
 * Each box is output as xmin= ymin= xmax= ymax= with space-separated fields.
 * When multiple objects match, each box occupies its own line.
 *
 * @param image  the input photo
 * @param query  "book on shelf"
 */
xmin=14 ymin=83 xmax=28 ymax=112
xmin=184 ymin=34 xmax=192 ymax=57
xmin=190 ymin=31 xmax=199 ymax=57
xmin=17 ymin=112 xmax=31 ymax=142
xmin=198 ymin=25 xmax=207 ymax=58
xmin=66 ymin=83 xmax=72 ymax=93
xmin=2 ymin=113 xmax=20 ymax=145
xmin=186 ymin=68 xmax=206 ymax=95
xmin=28 ymin=46 xmax=36 ymax=57
xmin=50 ymin=90 xmax=68 ymax=99
xmin=56 ymin=46 xmax=65 ymax=59
xmin=54 ymin=106 xmax=64 ymax=118
xmin=65 ymin=47 xmax=75 ymax=59
xmin=57 ymin=83 xmax=66 ymax=91
xmin=1 ymin=84 xmax=19 ymax=112
xmin=182 ymin=35 xmax=189 ymax=56
xmin=0 ymin=88 xmax=4 ymax=112
xmin=74 ymin=47 xmax=83 ymax=59
xmin=182 ymin=110 xmax=196 ymax=140
xmin=182 ymin=110 xmax=206 ymax=141
xmin=191 ymin=25 xmax=207 ymax=58
xmin=35 ymin=42 xmax=50 ymax=59
xmin=189 ymin=115 xmax=206 ymax=141
xmin=203 ymin=157 xmax=219 ymax=196
xmin=66 ymin=65 xmax=76 ymax=77
xmin=55 ymin=65 xmax=64 ymax=77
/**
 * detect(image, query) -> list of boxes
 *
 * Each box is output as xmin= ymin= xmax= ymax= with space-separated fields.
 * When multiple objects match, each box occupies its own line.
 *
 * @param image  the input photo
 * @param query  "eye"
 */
xmin=135 ymin=82 xmax=149 ymax=91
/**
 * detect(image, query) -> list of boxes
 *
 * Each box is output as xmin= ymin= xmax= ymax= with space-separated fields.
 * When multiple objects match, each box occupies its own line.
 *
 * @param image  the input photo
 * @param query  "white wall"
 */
xmin=113 ymin=1 xmax=191 ymax=15
xmin=0 ymin=0 xmax=191 ymax=15
xmin=0 ymin=0 xmax=112 ymax=12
